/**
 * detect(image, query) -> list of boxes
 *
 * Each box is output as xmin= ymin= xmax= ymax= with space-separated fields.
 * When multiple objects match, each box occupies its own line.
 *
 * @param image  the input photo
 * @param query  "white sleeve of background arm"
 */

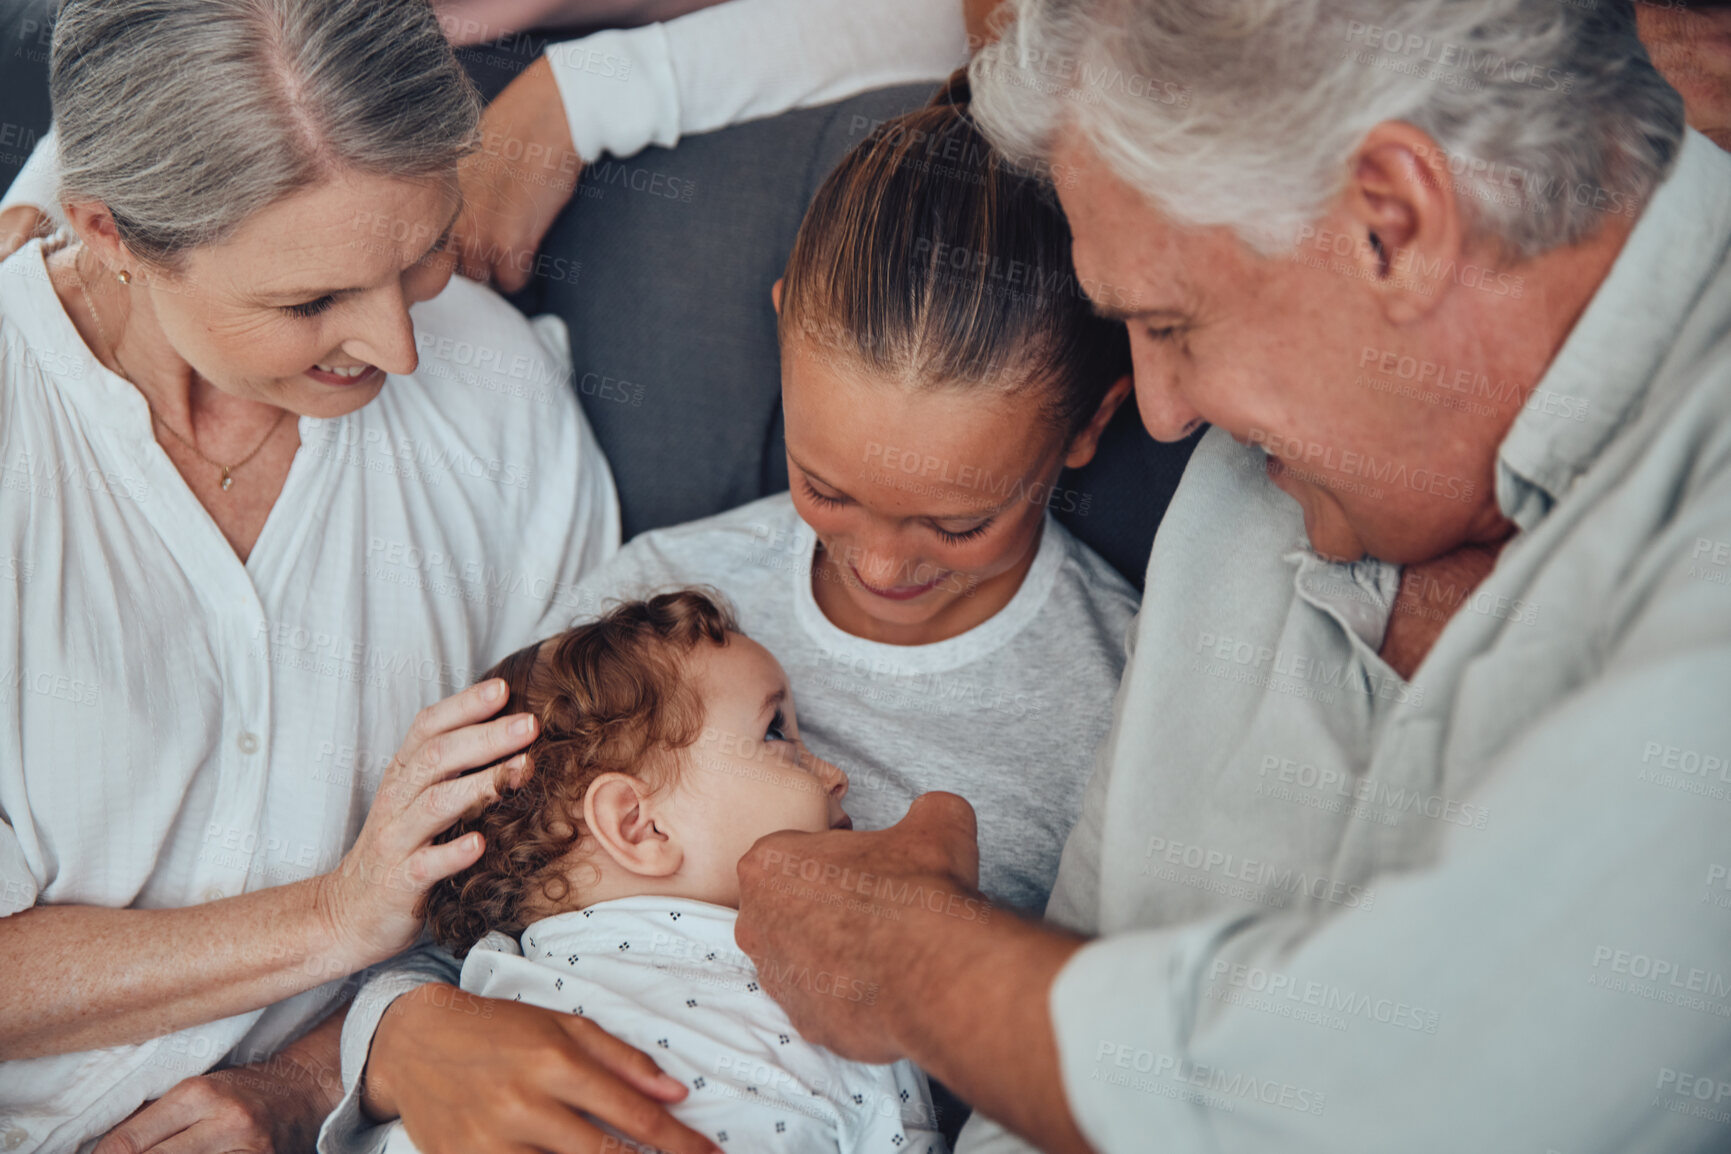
xmin=664 ymin=0 xmax=968 ymax=139
xmin=0 ymin=127 xmax=64 ymax=226
xmin=1049 ymin=648 xmax=1731 ymax=1154
xmin=314 ymin=946 xmax=462 ymax=1154
xmin=545 ymin=24 xmax=681 ymax=163
xmin=545 ymin=0 xmax=968 ymax=163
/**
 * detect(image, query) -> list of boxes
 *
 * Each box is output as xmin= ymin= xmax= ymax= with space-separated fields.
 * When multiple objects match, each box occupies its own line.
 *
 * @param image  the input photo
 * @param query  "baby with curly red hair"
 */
xmin=397 ymin=589 xmax=945 ymax=1154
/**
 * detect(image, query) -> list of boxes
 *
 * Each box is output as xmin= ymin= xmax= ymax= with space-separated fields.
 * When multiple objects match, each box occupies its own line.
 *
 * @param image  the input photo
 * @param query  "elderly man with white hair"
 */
xmin=731 ymin=1 xmax=1731 ymax=1152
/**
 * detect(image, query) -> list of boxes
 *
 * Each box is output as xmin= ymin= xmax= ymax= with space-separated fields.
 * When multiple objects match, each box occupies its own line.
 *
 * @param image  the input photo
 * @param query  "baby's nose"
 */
xmin=808 ymin=750 xmax=849 ymax=798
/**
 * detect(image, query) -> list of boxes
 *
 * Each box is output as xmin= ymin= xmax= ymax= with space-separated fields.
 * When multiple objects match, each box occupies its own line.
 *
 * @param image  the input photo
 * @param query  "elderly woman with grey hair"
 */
xmin=726 ymin=1 xmax=1731 ymax=1152
xmin=0 ymin=1 xmax=733 ymax=1152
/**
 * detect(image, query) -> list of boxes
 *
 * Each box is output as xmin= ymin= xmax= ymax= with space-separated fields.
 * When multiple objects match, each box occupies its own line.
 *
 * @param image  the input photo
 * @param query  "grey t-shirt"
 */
xmin=571 ymin=493 xmax=1139 ymax=912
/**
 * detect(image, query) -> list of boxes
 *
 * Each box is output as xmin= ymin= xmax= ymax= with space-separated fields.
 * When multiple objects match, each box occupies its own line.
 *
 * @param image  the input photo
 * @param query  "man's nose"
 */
xmin=1130 ymin=341 xmax=1205 ymax=443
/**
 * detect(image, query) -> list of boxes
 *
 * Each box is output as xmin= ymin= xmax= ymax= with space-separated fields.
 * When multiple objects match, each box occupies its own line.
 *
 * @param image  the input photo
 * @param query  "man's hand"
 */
xmin=364 ymin=982 xmax=719 ymax=1154
xmin=0 ymin=206 xmax=50 ymax=263
xmin=1638 ymin=1 xmax=1731 ymax=151
xmin=737 ymin=794 xmax=1092 ymax=1151
xmin=92 ymin=1007 xmax=345 ymax=1154
xmin=455 ymin=56 xmax=584 ymax=292
xmin=735 ymin=792 xmax=986 ymax=1063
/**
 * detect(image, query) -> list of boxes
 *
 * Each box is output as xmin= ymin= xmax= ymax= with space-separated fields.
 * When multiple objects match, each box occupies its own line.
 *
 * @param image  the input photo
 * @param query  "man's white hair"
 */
xmin=971 ymin=0 xmax=1685 ymax=257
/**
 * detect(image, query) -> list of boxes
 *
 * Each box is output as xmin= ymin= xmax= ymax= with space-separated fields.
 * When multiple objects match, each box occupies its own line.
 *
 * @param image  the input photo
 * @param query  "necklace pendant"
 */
xmin=219 ymin=468 xmax=233 ymax=492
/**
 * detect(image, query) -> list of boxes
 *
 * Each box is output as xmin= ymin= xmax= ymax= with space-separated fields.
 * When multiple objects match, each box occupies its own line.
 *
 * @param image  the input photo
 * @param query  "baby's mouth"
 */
xmin=831 ymin=813 xmax=855 ymax=831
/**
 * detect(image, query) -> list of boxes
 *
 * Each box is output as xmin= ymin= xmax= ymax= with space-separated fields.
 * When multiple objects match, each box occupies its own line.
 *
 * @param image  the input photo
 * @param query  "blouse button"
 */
xmin=201 ymin=886 xmax=226 ymax=902
xmin=236 ymin=731 xmax=261 ymax=755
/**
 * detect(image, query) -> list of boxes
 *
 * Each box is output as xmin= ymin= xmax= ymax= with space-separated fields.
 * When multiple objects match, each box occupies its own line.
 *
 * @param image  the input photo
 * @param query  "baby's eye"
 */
xmin=765 ymin=707 xmax=789 ymax=743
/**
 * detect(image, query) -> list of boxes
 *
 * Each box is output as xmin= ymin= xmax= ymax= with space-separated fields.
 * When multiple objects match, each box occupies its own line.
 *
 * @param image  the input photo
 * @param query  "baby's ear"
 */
xmin=582 ymin=773 xmax=680 ymax=878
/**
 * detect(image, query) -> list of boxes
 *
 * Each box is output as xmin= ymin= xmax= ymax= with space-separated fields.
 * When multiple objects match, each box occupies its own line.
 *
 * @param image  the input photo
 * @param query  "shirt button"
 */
xmin=201 ymin=886 xmax=225 ymax=902
xmin=236 ymin=731 xmax=261 ymax=755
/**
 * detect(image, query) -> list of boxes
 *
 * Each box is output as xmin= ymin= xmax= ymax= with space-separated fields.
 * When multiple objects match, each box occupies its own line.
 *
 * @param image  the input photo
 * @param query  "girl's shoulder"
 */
xmin=574 ymin=492 xmax=808 ymax=620
xmin=611 ymin=491 xmax=810 ymax=578
xmin=1042 ymin=515 xmax=1142 ymax=622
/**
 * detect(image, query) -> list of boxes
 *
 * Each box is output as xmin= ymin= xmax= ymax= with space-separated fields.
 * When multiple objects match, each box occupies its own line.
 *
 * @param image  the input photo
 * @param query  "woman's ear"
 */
xmin=771 ymin=277 xmax=784 ymax=316
xmin=61 ymin=200 xmax=137 ymax=280
xmin=1063 ymin=374 xmax=1133 ymax=469
xmin=582 ymin=773 xmax=680 ymax=878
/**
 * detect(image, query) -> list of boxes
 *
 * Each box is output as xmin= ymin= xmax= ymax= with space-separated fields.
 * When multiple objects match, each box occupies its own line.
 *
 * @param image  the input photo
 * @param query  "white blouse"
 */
xmin=0 ymin=240 xmax=620 ymax=1154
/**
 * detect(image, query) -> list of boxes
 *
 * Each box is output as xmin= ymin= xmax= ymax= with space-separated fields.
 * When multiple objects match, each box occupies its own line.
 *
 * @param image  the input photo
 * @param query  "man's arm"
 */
xmin=741 ymin=639 xmax=1731 ymax=1154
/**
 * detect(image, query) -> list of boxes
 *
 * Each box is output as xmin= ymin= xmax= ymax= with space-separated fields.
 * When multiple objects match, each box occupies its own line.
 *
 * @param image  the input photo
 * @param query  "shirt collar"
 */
xmin=519 ymin=896 xmax=750 ymax=969
xmin=0 ymin=237 xmax=153 ymax=436
xmin=1496 ymin=129 xmax=1731 ymax=531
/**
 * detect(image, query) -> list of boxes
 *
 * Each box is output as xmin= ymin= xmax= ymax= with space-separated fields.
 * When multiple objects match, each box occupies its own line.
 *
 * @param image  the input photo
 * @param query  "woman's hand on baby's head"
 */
xmin=312 ymin=679 xmax=538 ymax=969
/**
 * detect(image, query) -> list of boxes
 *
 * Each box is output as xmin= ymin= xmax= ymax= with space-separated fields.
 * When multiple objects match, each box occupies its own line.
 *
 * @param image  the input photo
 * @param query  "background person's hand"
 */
xmin=364 ymin=983 xmax=721 ymax=1154
xmin=0 ymin=205 xmax=50 ymax=263
xmin=734 ymin=792 xmax=986 ymax=1064
xmin=1638 ymin=1 xmax=1731 ymax=152
xmin=312 ymin=680 xmax=538 ymax=969
xmin=455 ymin=56 xmax=584 ymax=292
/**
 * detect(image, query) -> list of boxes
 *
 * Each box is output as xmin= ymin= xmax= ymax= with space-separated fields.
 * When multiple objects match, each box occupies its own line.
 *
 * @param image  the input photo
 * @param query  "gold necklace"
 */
xmin=69 ymin=243 xmax=288 ymax=492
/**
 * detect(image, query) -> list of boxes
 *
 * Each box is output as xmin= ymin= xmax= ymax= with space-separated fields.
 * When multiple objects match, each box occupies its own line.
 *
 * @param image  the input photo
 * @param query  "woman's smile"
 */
xmin=306 ymin=361 xmax=383 ymax=388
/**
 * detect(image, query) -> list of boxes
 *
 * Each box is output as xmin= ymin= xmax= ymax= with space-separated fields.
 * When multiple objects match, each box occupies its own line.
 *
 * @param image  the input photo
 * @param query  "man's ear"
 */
xmin=771 ymin=277 xmax=784 ymax=316
xmin=582 ymin=773 xmax=680 ymax=878
xmin=1338 ymin=120 xmax=1469 ymax=325
xmin=1063 ymin=374 xmax=1132 ymax=469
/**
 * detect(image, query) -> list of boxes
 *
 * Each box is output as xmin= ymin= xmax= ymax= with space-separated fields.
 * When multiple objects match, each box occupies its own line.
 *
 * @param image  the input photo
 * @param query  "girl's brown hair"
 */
xmin=778 ymin=68 xmax=1132 ymax=439
xmin=422 ymin=590 xmax=738 ymax=956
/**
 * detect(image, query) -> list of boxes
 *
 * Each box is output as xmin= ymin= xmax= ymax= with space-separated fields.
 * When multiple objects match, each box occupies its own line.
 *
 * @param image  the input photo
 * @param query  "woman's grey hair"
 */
xmin=971 ymin=0 xmax=1686 ymax=258
xmin=51 ymin=0 xmax=481 ymax=266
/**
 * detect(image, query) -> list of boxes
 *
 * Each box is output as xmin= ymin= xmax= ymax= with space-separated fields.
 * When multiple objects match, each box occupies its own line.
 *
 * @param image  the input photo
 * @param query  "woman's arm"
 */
xmin=0 ymin=883 xmax=355 ymax=1061
xmin=0 ymin=679 xmax=537 ymax=1059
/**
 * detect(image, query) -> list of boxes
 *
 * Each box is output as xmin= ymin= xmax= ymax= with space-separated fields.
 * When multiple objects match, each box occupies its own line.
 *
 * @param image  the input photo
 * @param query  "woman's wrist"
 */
xmin=304 ymin=862 xmax=409 ymax=978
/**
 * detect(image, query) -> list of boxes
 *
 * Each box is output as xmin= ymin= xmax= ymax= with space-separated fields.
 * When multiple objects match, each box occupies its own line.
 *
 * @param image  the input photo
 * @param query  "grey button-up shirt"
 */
xmin=959 ymin=128 xmax=1731 ymax=1153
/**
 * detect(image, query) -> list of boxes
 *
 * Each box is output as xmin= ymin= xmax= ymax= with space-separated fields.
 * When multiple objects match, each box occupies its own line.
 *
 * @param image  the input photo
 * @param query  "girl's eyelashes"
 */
xmin=283 ymin=295 xmax=337 ymax=319
xmin=800 ymin=476 xmax=845 ymax=508
xmin=803 ymin=471 xmax=991 ymax=542
xmin=935 ymin=519 xmax=993 ymax=544
xmin=765 ymin=707 xmax=789 ymax=743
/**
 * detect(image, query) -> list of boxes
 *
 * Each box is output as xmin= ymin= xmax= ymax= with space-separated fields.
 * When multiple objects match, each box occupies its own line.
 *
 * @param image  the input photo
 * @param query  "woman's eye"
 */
xmin=800 ymin=477 xmax=845 ymax=508
xmin=1145 ymin=324 xmax=1185 ymax=342
xmin=935 ymin=519 xmax=992 ymax=545
xmin=283 ymin=295 xmax=337 ymax=319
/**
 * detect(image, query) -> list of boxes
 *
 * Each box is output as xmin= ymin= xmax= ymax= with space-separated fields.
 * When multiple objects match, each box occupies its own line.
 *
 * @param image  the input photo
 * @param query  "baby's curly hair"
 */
xmin=423 ymin=589 xmax=739 ymax=956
